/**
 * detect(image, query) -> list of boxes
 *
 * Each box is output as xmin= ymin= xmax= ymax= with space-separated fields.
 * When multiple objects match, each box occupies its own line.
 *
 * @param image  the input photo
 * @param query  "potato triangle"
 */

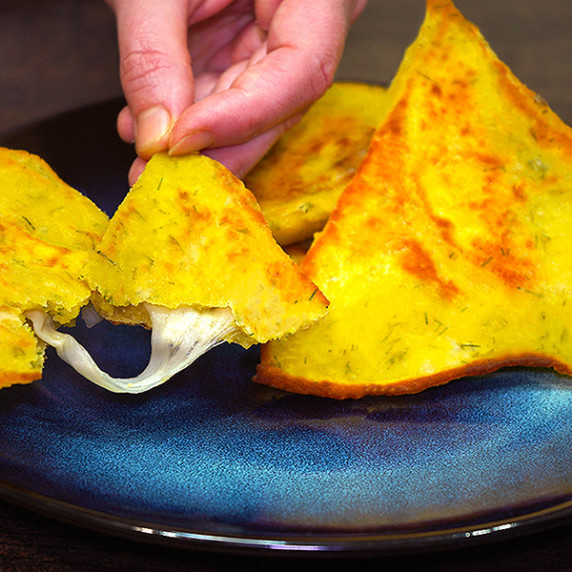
xmin=33 ymin=153 xmax=328 ymax=393
xmin=0 ymin=148 xmax=109 ymax=386
xmin=245 ymin=82 xmax=389 ymax=246
xmin=256 ymin=0 xmax=572 ymax=398
xmin=86 ymin=152 xmax=328 ymax=346
xmin=0 ymin=147 xmax=108 ymax=254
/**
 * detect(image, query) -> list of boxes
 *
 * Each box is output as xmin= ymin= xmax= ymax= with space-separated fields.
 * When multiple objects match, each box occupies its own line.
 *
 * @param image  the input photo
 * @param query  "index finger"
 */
xmin=168 ymin=0 xmax=366 ymax=155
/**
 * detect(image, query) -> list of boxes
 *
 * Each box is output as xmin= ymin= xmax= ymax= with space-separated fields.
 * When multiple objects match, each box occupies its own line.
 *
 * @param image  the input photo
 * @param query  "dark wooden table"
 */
xmin=1 ymin=1 xmax=572 ymax=569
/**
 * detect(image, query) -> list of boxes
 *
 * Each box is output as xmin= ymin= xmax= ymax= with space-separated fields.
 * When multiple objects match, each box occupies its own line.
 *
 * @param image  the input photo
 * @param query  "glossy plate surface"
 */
xmin=1 ymin=101 xmax=572 ymax=554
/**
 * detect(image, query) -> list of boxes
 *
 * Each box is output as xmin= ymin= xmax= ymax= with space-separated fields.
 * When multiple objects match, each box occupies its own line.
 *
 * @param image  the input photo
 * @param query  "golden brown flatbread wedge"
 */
xmin=0 ymin=148 xmax=108 ymax=255
xmin=0 ymin=217 xmax=101 ymax=325
xmin=245 ymin=82 xmax=389 ymax=246
xmin=31 ymin=152 xmax=328 ymax=393
xmin=87 ymin=152 xmax=328 ymax=343
xmin=0 ymin=147 xmax=109 ymax=386
xmin=255 ymin=0 xmax=572 ymax=399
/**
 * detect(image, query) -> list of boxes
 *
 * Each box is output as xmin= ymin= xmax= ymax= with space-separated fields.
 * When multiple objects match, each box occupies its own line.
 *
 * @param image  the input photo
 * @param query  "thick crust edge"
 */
xmin=254 ymin=349 xmax=572 ymax=400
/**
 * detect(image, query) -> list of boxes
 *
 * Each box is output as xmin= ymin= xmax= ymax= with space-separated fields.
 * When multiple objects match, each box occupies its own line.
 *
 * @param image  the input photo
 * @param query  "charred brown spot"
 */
xmin=176 ymin=188 xmax=212 ymax=223
xmin=471 ymin=151 xmax=504 ymax=168
xmin=471 ymin=236 xmax=535 ymax=289
xmin=430 ymin=213 xmax=456 ymax=247
xmin=511 ymin=182 xmax=527 ymax=202
xmin=379 ymin=97 xmax=409 ymax=140
xmin=431 ymin=84 xmax=443 ymax=97
xmin=400 ymin=239 xmax=459 ymax=299
xmin=46 ymin=255 xmax=61 ymax=268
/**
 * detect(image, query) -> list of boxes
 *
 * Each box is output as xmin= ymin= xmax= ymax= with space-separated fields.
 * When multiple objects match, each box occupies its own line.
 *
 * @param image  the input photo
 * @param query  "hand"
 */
xmin=106 ymin=0 xmax=367 ymax=184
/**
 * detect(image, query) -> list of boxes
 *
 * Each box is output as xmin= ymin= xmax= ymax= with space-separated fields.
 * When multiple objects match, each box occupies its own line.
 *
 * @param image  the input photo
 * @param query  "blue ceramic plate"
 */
xmin=1 ymin=101 xmax=572 ymax=555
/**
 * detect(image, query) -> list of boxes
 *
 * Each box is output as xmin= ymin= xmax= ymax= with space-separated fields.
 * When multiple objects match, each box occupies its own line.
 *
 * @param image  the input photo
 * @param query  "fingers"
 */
xmin=110 ymin=0 xmax=194 ymax=159
xmin=168 ymin=0 xmax=357 ymax=156
xmin=117 ymin=105 xmax=135 ymax=143
xmin=115 ymin=0 xmax=365 ymax=182
xmin=350 ymin=0 xmax=369 ymax=23
xmin=128 ymin=112 xmax=302 ymax=187
xmin=128 ymin=156 xmax=147 ymax=187
xmin=204 ymin=111 xmax=304 ymax=178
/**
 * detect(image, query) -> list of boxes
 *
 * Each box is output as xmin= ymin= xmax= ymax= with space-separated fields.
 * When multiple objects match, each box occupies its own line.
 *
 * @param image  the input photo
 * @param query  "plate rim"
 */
xmin=2 ymin=98 xmax=572 ymax=556
xmin=2 ymin=477 xmax=572 ymax=555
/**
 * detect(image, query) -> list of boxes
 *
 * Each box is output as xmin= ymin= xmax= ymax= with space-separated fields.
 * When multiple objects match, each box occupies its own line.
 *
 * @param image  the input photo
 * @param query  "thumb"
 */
xmin=111 ymin=0 xmax=194 ymax=159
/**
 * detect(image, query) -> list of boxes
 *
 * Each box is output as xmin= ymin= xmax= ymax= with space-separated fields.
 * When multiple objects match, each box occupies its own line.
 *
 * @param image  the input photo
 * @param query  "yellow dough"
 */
xmin=256 ymin=0 xmax=572 ymax=398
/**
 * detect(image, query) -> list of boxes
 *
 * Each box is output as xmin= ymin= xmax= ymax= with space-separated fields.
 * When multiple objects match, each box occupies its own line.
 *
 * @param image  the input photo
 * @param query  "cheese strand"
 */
xmin=26 ymin=304 xmax=237 ymax=393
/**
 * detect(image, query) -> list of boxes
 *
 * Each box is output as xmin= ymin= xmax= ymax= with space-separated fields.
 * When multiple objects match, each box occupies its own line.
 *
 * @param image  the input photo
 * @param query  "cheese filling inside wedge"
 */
xmin=27 ymin=304 xmax=237 ymax=393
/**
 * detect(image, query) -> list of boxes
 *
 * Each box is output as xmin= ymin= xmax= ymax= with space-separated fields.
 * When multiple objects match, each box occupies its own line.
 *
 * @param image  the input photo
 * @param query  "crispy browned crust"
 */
xmin=0 ymin=371 xmax=42 ymax=389
xmin=254 ymin=0 xmax=572 ymax=400
xmin=255 ymin=348 xmax=572 ymax=400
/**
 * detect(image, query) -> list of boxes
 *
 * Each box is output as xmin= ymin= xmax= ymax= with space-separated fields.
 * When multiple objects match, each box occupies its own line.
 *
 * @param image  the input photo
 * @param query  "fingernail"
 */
xmin=169 ymin=131 xmax=214 ymax=156
xmin=135 ymin=106 xmax=172 ymax=159
xmin=128 ymin=158 xmax=146 ymax=187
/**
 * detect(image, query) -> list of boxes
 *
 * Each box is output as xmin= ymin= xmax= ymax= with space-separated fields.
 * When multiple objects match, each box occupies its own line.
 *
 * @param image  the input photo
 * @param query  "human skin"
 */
xmin=106 ymin=0 xmax=368 ymax=183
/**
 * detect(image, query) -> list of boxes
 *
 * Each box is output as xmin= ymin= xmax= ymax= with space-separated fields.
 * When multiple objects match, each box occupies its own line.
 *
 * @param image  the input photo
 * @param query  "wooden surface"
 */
xmin=1 ymin=0 xmax=572 ymax=569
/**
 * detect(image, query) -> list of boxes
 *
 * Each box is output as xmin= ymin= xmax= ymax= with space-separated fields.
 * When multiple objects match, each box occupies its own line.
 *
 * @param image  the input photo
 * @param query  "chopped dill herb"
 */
xmin=417 ymin=71 xmax=436 ymax=83
xmin=528 ymin=157 xmax=549 ymax=178
xmin=96 ymin=250 xmax=116 ymax=266
xmin=386 ymin=349 xmax=408 ymax=369
xmin=21 ymin=215 xmax=35 ymax=230
xmin=517 ymin=287 xmax=543 ymax=298
xmin=168 ymin=235 xmax=183 ymax=251
xmin=480 ymin=256 xmax=493 ymax=267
